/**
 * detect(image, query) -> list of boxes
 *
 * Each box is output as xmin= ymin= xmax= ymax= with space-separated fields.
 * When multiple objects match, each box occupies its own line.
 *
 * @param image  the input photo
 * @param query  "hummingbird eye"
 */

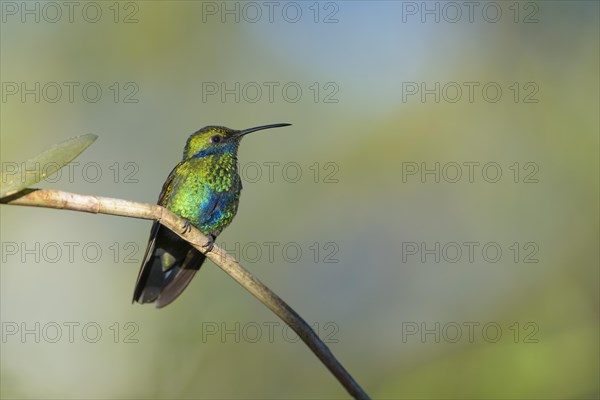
xmin=211 ymin=135 xmax=222 ymax=144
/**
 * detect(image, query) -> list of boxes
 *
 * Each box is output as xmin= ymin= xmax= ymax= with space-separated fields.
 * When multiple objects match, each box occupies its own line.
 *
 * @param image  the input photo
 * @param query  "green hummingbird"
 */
xmin=133 ymin=123 xmax=291 ymax=307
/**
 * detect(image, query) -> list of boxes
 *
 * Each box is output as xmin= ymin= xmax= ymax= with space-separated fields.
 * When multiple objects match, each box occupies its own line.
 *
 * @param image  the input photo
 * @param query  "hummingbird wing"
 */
xmin=132 ymin=222 xmax=207 ymax=307
xmin=133 ymin=162 xmax=209 ymax=308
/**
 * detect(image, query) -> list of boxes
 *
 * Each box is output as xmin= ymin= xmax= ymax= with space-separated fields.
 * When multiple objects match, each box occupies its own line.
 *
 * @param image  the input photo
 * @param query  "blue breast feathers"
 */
xmin=198 ymin=187 xmax=237 ymax=230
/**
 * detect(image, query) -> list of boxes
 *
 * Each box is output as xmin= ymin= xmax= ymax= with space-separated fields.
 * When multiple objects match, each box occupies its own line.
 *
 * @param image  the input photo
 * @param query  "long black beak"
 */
xmin=235 ymin=123 xmax=291 ymax=138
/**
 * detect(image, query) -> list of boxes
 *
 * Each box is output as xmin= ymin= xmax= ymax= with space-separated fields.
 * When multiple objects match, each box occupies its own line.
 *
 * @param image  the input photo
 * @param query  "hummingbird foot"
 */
xmin=178 ymin=219 xmax=214 ymax=253
xmin=202 ymin=234 xmax=216 ymax=253
xmin=180 ymin=219 xmax=193 ymax=234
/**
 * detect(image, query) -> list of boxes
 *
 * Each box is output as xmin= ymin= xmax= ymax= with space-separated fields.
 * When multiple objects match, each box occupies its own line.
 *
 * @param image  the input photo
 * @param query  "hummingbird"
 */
xmin=133 ymin=123 xmax=291 ymax=308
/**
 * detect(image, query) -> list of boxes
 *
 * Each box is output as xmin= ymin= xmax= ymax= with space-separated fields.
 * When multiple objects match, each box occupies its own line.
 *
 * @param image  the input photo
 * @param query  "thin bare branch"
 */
xmin=1 ymin=189 xmax=371 ymax=400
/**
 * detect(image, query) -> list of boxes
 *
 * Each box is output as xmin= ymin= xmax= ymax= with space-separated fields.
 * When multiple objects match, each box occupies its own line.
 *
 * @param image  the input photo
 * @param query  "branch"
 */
xmin=1 ymin=189 xmax=371 ymax=400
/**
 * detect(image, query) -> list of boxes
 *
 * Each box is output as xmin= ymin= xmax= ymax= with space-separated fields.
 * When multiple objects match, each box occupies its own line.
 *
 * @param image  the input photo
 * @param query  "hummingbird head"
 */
xmin=183 ymin=123 xmax=291 ymax=160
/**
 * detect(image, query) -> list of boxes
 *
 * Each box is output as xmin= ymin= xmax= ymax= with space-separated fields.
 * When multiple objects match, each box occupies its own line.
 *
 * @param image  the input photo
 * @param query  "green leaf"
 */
xmin=0 ymin=133 xmax=98 ymax=198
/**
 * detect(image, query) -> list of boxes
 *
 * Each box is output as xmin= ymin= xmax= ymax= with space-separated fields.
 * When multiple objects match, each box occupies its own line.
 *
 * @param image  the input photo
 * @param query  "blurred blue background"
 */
xmin=1 ymin=1 xmax=598 ymax=398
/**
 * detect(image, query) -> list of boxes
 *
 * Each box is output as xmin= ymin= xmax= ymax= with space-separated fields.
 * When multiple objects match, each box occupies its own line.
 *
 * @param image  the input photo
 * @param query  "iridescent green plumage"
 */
xmin=164 ymin=147 xmax=241 ymax=234
xmin=133 ymin=123 xmax=291 ymax=307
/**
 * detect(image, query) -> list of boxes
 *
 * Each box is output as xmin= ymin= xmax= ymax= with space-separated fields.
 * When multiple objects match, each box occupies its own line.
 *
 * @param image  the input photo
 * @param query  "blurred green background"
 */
xmin=1 ymin=1 xmax=598 ymax=399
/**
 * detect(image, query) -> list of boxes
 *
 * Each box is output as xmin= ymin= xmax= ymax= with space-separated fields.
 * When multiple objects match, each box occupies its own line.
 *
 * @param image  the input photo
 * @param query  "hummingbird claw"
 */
xmin=202 ymin=234 xmax=216 ymax=253
xmin=181 ymin=219 xmax=193 ymax=234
